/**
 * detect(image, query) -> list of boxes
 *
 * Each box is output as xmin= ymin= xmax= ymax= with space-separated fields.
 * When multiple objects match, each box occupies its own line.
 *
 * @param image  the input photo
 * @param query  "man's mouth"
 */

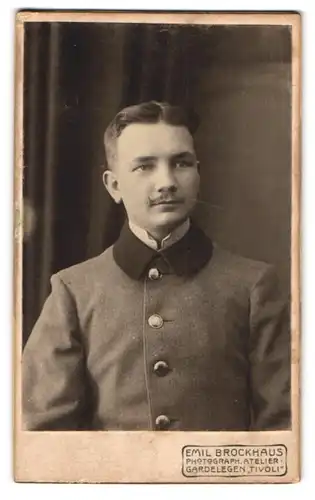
xmin=150 ymin=199 xmax=184 ymax=206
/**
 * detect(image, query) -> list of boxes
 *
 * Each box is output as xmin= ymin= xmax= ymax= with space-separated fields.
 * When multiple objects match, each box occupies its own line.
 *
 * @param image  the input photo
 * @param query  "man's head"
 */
xmin=103 ymin=101 xmax=200 ymax=239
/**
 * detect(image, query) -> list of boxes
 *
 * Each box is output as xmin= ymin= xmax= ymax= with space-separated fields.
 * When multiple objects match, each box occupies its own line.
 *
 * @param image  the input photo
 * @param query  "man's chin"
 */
xmin=150 ymin=212 xmax=188 ymax=231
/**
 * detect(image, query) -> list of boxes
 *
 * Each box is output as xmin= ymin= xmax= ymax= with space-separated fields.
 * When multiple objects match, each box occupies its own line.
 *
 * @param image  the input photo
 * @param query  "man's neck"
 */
xmin=129 ymin=219 xmax=190 ymax=251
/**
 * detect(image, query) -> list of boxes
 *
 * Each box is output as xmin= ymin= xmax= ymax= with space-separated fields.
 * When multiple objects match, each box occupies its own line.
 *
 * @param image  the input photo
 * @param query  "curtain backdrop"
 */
xmin=23 ymin=23 xmax=292 ymax=346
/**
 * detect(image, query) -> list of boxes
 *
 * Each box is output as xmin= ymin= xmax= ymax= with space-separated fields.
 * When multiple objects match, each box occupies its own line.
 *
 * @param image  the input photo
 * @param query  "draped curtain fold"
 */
xmin=23 ymin=23 xmax=201 ymax=345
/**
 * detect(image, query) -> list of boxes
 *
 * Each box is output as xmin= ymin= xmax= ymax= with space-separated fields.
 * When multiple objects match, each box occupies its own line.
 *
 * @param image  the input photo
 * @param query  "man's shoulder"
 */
xmin=209 ymin=243 xmax=274 ymax=287
xmin=53 ymin=245 xmax=115 ymax=287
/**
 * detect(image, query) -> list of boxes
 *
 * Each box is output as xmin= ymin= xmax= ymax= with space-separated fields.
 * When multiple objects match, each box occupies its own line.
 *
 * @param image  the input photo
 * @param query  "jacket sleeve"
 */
xmin=22 ymin=274 xmax=89 ymax=430
xmin=249 ymin=265 xmax=291 ymax=430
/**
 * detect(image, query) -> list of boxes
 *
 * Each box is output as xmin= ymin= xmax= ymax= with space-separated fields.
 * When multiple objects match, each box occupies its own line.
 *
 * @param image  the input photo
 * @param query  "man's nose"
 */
xmin=155 ymin=163 xmax=177 ymax=192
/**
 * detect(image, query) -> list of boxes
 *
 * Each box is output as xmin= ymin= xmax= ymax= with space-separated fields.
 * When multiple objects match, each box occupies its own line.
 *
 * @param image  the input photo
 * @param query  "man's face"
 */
xmin=104 ymin=122 xmax=200 ymax=238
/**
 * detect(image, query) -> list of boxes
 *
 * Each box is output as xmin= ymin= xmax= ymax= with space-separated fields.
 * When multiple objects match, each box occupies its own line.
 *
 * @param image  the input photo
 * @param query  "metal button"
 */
xmin=148 ymin=268 xmax=161 ymax=280
xmin=148 ymin=314 xmax=164 ymax=329
xmin=153 ymin=360 xmax=170 ymax=377
xmin=155 ymin=414 xmax=171 ymax=430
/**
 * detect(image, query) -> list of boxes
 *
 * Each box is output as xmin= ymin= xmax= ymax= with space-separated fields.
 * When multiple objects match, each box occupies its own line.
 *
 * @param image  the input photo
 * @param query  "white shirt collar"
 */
xmin=129 ymin=218 xmax=190 ymax=251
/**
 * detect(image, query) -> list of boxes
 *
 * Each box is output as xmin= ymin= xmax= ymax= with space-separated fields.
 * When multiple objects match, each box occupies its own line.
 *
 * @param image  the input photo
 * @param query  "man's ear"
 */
xmin=102 ymin=170 xmax=122 ymax=204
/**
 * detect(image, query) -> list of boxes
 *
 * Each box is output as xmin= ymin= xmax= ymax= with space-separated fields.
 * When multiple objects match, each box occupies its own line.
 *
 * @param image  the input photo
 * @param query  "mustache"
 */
xmin=148 ymin=195 xmax=224 ymax=211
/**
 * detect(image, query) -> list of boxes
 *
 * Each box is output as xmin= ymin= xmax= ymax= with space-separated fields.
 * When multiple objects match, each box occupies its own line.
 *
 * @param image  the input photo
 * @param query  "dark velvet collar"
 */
xmin=113 ymin=221 xmax=213 ymax=280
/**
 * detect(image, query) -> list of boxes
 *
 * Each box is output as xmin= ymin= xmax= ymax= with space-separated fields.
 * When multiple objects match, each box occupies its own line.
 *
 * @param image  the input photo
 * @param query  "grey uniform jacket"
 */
xmin=22 ymin=223 xmax=291 ymax=431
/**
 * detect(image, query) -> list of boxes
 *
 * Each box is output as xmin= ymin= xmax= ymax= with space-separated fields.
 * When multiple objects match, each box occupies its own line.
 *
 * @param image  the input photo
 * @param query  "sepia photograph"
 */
xmin=14 ymin=10 xmax=301 ymax=483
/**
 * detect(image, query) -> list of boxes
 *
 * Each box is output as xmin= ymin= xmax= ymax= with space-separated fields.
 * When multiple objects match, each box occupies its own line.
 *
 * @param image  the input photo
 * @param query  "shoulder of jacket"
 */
xmin=211 ymin=243 xmax=274 ymax=283
xmin=52 ymin=245 xmax=114 ymax=287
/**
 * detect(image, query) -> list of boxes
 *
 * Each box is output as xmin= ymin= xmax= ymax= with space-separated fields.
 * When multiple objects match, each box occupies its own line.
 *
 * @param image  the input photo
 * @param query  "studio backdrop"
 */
xmin=22 ymin=22 xmax=292 ymax=346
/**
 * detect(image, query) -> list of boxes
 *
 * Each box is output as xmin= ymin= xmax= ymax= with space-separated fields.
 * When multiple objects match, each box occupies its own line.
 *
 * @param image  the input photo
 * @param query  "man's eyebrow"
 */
xmin=171 ymin=151 xmax=196 ymax=159
xmin=132 ymin=155 xmax=157 ymax=163
xmin=131 ymin=152 xmax=195 ymax=163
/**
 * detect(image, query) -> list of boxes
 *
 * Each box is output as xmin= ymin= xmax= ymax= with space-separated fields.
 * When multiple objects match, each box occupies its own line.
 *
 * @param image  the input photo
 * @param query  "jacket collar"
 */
xmin=128 ymin=218 xmax=190 ymax=251
xmin=113 ymin=220 xmax=213 ymax=280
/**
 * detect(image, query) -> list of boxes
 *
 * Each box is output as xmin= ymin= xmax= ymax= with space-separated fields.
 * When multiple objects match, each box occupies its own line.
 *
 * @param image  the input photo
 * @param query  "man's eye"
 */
xmin=175 ymin=160 xmax=194 ymax=168
xmin=135 ymin=163 xmax=154 ymax=172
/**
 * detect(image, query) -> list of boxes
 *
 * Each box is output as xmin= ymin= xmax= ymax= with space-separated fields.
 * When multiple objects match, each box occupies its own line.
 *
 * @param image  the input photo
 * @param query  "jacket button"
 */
xmin=148 ymin=268 xmax=161 ymax=280
xmin=153 ymin=360 xmax=170 ymax=376
xmin=148 ymin=314 xmax=164 ymax=329
xmin=155 ymin=414 xmax=171 ymax=430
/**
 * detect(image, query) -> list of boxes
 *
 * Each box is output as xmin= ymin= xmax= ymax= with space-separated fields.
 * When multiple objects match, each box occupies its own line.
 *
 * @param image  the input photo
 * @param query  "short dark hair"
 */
xmin=104 ymin=101 xmax=200 ymax=170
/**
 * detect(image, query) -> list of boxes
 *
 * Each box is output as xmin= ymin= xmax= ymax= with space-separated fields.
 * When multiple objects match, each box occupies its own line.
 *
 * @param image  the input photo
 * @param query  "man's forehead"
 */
xmin=116 ymin=122 xmax=195 ymax=159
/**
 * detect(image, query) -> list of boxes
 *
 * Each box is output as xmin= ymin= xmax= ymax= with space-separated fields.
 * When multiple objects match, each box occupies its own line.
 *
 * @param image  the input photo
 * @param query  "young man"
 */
xmin=22 ymin=101 xmax=290 ymax=431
